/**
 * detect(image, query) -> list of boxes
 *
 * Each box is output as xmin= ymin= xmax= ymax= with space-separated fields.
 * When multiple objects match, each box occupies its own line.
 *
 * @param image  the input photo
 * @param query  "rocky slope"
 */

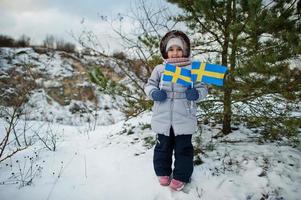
xmin=0 ymin=47 xmax=124 ymax=125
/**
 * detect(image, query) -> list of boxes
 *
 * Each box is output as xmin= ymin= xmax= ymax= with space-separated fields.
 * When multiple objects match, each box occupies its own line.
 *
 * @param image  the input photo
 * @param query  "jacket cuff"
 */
xmin=149 ymin=88 xmax=158 ymax=100
xmin=196 ymin=87 xmax=208 ymax=103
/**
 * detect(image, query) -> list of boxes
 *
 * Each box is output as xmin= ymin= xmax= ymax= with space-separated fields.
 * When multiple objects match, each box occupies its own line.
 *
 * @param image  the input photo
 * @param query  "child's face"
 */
xmin=167 ymin=45 xmax=183 ymax=58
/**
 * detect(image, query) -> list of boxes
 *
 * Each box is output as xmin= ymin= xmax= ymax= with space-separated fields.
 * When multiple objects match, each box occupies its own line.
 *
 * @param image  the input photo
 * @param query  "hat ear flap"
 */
xmin=180 ymin=37 xmax=189 ymax=57
xmin=160 ymin=35 xmax=170 ymax=59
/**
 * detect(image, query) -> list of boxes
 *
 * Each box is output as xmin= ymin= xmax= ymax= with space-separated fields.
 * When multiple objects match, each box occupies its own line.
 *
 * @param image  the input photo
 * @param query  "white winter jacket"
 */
xmin=144 ymin=63 xmax=208 ymax=136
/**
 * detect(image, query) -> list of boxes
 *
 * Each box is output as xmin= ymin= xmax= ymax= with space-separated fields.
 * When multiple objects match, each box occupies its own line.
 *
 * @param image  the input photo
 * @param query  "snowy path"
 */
xmin=1 ymin=117 xmax=301 ymax=200
xmin=0 ymin=121 xmax=200 ymax=200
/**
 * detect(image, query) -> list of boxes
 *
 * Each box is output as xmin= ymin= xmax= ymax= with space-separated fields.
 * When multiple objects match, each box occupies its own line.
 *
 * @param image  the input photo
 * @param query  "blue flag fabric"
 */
xmin=162 ymin=63 xmax=192 ymax=87
xmin=162 ymin=62 xmax=228 ymax=87
xmin=191 ymin=61 xmax=228 ymax=86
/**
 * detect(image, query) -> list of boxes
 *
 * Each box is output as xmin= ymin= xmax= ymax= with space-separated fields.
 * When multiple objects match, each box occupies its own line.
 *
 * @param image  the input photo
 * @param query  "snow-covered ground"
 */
xmin=0 ymin=112 xmax=300 ymax=200
xmin=22 ymin=89 xmax=124 ymax=126
xmin=1 ymin=47 xmax=300 ymax=199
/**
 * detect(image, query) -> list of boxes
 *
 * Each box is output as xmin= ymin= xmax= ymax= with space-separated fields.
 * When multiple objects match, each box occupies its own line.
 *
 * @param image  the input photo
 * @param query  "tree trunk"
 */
xmin=222 ymin=0 xmax=232 ymax=135
xmin=222 ymin=88 xmax=232 ymax=134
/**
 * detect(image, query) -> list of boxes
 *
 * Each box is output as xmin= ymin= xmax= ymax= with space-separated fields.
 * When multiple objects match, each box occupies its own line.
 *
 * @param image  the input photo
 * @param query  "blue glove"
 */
xmin=185 ymin=87 xmax=199 ymax=101
xmin=151 ymin=89 xmax=167 ymax=102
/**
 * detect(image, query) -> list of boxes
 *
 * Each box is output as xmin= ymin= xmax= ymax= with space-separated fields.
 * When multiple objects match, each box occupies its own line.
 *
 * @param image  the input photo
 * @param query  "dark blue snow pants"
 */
xmin=153 ymin=126 xmax=194 ymax=183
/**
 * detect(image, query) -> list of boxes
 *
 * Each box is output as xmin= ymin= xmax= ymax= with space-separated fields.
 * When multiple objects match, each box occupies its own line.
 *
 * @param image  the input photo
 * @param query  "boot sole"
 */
xmin=170 ymin=184 xmax=185 ymax=191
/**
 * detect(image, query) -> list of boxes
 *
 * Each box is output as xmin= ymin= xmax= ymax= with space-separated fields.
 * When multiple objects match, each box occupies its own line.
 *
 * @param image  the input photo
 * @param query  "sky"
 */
xmin=0 ymin=0 xmax=178 ymax=52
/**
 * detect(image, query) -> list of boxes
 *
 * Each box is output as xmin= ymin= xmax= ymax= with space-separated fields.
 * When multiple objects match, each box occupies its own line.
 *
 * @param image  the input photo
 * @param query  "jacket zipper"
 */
xmin=170 ymin=83 xmax=174 ymax=132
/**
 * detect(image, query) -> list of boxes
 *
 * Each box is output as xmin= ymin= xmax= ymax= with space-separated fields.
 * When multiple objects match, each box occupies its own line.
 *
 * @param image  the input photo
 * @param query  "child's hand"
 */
xmin=185 ymin=88 xmax=199 ymax=101
xmin=151 ymin=89 xmax=167 ymax=102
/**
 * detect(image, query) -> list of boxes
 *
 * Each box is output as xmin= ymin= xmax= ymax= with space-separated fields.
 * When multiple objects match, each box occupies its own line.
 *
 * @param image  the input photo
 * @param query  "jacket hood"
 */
xmin=160 ymin=30 xmax=191 ymax=59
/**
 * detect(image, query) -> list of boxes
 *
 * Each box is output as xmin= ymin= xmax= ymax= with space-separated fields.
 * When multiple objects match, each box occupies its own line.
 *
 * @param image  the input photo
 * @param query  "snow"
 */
xmin=0 ymin=48 xmax=76 ymax=78
xmin=43 ymin=80 xmax=62 ymax=88
xmin=1 ymin=47 xmax=300 ymax=199
xmin=21 ymin=89 xmax=123 ymax=126
xmin=288 ymin=55 xmax=301 ymax=70
xmin=0 ymin=47 xmax=125 ymax=125
xmin=0 ymin=111 xmax=300 ymax=200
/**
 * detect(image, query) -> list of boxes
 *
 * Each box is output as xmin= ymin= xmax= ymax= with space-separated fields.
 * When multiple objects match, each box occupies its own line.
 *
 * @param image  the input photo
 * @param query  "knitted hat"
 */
xmin=165 ymin=37 xmax=184 ymax=52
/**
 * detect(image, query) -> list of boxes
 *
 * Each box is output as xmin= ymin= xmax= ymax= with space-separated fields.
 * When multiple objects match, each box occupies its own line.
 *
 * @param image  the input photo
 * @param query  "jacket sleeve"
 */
xmin=144 ymin=65 xmax=162 ymax=100
xmin=193 ymin=82 xmax=208 ymax=103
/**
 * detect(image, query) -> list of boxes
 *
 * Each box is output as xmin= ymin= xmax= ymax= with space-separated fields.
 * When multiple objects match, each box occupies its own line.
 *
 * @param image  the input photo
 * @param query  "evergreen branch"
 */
xmin=187 ymin=5 xmax=223 ymax=46
xmin=191 ymin=49 xmax=222 ymax=56
xmin=210 ymin=3 xmax=227 ymax=33
xmin=119 ymin=91 xmax=143 ymax=101
xmin=192 ymin=48 xmax=222 ymax=53
xmin=191 ymin=38 xmax=220 ymax=46
xmin=114 ymin=59 xmax=145 ymax=93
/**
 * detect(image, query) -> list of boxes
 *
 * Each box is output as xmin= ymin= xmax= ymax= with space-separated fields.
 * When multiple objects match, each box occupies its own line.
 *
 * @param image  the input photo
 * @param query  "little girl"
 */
xmin=144 ymin=30 xmax=208 ymax=191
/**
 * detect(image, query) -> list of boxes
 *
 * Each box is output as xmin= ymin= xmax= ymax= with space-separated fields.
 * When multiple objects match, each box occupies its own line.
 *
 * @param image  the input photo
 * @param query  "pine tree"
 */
xmin=167 ymin=0 xmax=301 ymax=136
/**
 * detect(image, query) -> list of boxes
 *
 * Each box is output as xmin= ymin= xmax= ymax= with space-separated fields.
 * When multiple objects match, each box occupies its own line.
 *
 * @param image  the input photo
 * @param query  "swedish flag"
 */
xmin=162 ymin=63 xmax=192 ymax=87
xmin=191 ymin=61 xmax=228 ymax=86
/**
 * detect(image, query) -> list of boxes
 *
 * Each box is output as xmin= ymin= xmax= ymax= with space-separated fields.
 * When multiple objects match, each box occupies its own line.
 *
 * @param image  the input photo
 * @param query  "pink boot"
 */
xmin=169 ymin=179 xmax=185 ymax=191
xmin=158 ymin=176 xmax=170 ymax=186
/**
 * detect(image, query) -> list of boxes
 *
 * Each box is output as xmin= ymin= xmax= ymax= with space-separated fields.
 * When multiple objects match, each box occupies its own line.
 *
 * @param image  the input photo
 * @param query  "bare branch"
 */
xmin=0 ymin=146 xmax=28 ymax=163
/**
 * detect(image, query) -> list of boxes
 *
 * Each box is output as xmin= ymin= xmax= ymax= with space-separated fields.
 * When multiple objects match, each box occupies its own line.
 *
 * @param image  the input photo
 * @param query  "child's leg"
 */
xmin=153 ymin=127 xmax=175 ymax=177
xmin=173 ymin=134 xmax=194 ymax=183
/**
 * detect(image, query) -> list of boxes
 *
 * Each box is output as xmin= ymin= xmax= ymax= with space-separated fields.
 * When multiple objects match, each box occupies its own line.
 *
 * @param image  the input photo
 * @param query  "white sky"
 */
xmin=0 ymin=0 xmax=177 ymax=51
